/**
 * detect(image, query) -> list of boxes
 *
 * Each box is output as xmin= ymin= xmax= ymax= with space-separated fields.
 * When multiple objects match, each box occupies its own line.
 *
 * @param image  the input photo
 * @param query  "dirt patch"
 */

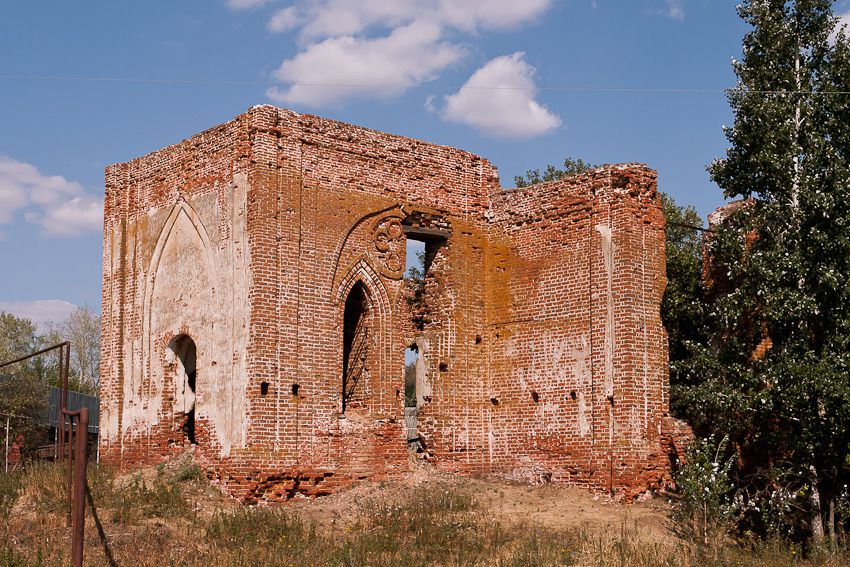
xmin=285 ymin=463 xmax=673 ymax=545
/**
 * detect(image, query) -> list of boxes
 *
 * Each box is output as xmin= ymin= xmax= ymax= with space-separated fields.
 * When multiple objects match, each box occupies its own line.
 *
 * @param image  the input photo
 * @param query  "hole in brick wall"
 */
xmin=530 ymin=390 xmax=539 ymax=403
xmin=405 ymin=239 xmax=427 ymax=276
xmin=404 ymin=236 xmax=443 ymax=332
xmin=569 ymin=390 xmax=577 ymax=401
xmin=404 ymin=344 xmax=418 ymax=407
xmin=439 ymin=362 xmax=448 ymax=372
xmin=260 ymin=382 xmax=270 ymax=396
xmin=495 ymin=332 xmax=501 ymax=339
xmin=490 ymin=397 xmax=499 ymax=406
xmin=475 ymin=334 xmax=482 ymax=344
xmin=168 ymin=334 xmax=197 ymax=445
xmin=291 ymin=383 xmax=300 ymax=396
xmin=405 ymin=239 xmax=426 ymax=333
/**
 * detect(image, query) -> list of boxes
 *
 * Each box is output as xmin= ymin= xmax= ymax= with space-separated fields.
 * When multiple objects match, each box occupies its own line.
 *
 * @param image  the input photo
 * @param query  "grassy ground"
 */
xmin=1 ymin=458 xmax=849 ymax=566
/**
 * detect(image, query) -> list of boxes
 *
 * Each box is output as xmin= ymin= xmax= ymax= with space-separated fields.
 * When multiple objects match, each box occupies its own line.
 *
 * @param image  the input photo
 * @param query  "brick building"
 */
xmin=99 ymin=105 xmax=686 ymax=502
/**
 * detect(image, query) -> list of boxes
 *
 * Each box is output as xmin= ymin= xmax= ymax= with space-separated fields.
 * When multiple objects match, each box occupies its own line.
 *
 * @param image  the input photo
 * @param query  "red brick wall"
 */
xmin=482 ymin=167 xmax=675 ymax=495
xmin=100 ymin=105 xmax=681 ymax=501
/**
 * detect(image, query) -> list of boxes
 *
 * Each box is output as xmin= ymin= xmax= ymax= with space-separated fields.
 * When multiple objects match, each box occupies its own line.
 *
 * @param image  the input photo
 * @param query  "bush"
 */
xmin=672 ymin=435 xmax=735 ymax=552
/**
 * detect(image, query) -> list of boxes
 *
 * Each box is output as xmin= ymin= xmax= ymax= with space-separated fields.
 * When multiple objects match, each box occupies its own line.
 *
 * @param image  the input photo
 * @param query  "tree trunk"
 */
xmin=809 ymin=463 xmax=825 ymax=543
xmin=829 ymin=497 xmax=836 ymax=552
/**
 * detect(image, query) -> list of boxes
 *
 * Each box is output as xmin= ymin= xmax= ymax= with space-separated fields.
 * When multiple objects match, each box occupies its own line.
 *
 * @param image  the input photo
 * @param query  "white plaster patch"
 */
xmin=505 ymin=333 xmax=591 ymax=436
xmin=595 ymin=224 xmax=615 ymax=399
xmin=414 ymin=335 xmax=432 ymax=407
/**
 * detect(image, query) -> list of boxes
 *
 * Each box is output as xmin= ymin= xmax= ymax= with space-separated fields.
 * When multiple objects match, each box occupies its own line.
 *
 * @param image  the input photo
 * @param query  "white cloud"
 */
xmin=665 ymin=0 xmax=685 ymax=20
xmin=0 ymin=182 xmax=27 ymax=224
xmin=0 ymin=300 xmax=78 ymax=327
xmin=267 ymin=20 xmax=465 ymax=107
xmin=296 ymin=0 xmax=421 ymax=39
xmin=0 ymin=155 xmax=103 ymax=237
xmin=268 ymin=6 xmax=301 ymax=33
xmin=282 ymin=0 xmax=552 ymax=39
xmin=25 ymin=196 xmax=103 ymax=237
xmin=437 ymin=53 xmax=561 ymax=139
xmin=226 ymin=0 xmax=273 ymax=10
xmin=263 ymin=0 xmax=555 ymax=108
xmin=435 ymin=0 xmax=553 ymax=32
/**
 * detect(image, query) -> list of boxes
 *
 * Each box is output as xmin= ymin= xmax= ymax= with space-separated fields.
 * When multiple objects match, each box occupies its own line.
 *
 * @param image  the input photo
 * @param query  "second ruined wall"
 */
xmin=482 ymin=166 xmax=672 ymax=494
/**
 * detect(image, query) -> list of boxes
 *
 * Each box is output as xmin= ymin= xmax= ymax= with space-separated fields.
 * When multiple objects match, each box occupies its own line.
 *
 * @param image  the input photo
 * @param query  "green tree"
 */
xmin=0 ymin=312 xmax=39 ymax=365
xmin=0 ymin=312 xmax=49 ymax=460
xmin=660 ymin=193 xmax=708 ymax=404
xmin=513 ymin=157 xmax=597 ymax=187
xmin=43 ymin=304 xmax=101 ymax=393
xmin=686 ymin=0 xmax=850 ymax=542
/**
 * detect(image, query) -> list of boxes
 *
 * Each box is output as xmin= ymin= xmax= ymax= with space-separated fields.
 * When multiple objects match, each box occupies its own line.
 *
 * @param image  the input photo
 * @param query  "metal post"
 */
xmin=71 ymin=408 xmax=88 ymax=567
xmin=57 ymin=345 xmax=65 ymax=463
xmin=61 ymin=343 xmax=70 ymax=465
xmin=66 ymin=414 xmax=73 ymax=527
xmin=63 ymin=408 xmax=88 ymax=567
xmin=4 ymin=416 xmax=9 ymax=474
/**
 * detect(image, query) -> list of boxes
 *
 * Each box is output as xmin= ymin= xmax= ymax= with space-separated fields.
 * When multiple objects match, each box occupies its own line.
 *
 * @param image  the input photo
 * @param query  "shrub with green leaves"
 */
xmin=673 ymin=435 xmax=735 ymax=548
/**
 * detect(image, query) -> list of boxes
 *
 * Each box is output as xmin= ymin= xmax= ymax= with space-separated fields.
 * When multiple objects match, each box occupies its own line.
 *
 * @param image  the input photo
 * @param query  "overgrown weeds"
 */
xmin=88 ymin=462 xmax=197 ymax=524
xmin=205 ymin=482 xmax=577 ymax=566
xmin=5 ymin=462 xmax=850 ymax=566
xmin=0 ymin=471 xmax=22 ymax=520
xmin=18 ymin=462 xmax=68 ymax=514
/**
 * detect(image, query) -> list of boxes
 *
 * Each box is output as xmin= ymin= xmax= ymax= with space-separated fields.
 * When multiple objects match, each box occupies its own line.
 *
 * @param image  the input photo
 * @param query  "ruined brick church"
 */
xmin=99 ymin=105 xmax=688 ymax=502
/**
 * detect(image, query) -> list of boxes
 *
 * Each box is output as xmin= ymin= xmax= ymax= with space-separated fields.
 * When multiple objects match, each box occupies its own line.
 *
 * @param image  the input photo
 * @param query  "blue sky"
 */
xmin=2 ymin=0 xmax=849 ymax=324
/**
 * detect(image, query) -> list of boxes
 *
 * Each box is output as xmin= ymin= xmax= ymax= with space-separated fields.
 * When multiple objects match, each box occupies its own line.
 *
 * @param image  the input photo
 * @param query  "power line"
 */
xmin=2 ymin=74 xmax=850 ymax=95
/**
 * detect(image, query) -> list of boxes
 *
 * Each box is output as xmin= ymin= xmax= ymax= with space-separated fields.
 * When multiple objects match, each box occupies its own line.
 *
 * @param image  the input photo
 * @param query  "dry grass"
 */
xmin=2 ymin=460 xmax=850 ymax=566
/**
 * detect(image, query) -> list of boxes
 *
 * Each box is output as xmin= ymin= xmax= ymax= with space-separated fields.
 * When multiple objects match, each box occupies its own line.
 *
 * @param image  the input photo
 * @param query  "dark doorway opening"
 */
xmin=342 ymin=281 xmax=370 ymax=412
xmin=170 ymin=335 xmax=197 ymax=444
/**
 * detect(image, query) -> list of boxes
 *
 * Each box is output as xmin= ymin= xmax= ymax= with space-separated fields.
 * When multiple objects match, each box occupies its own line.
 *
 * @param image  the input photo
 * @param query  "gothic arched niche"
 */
xmin=149 ymin=207 xmax=214 ymax=337
xmin=342 ymin=280 xmax=373 ymax=411
xmin=130 ymin=202 xmax=216 ymax=437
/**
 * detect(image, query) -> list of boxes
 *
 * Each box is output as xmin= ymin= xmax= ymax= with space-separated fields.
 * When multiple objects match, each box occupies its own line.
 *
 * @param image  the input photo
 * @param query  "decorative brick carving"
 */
xmin=373 ymin=216 xmax=405 ymax=279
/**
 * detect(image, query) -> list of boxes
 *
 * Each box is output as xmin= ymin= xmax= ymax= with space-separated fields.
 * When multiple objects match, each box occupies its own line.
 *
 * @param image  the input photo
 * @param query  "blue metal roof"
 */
xmin=47 ymin=386 xmax=100 ymax=434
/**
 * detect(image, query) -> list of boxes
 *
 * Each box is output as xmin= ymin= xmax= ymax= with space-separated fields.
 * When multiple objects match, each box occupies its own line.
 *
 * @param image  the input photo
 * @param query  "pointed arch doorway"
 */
xmin=342 ymin=281 xmax=372 ymax=412
xmin=169 ymin=335 xmax=197 ymax=444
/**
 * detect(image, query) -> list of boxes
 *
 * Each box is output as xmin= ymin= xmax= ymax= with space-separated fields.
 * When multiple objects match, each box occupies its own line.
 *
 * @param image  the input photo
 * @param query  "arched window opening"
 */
xmin=342 ymin=281 xmax=370 ymax=412
xmin=169 ymin=334 xmax=197 ymax=444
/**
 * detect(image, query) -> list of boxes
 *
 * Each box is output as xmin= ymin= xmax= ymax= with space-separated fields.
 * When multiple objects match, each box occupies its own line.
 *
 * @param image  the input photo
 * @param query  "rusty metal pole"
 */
xmin=66 ymin=344 xmax=73 ymax=524
xmin=71 ymin=408 xmax=88 ymax=567
xmin=4 ymin=415 xmax=8 ymax=474
xmin=63 ymin=343 xmax=70 ymax=463
xmin=66 ymin=412 xmax=74 ymax=527
xmin=57 ymin=345 xmax=65 ymax=463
